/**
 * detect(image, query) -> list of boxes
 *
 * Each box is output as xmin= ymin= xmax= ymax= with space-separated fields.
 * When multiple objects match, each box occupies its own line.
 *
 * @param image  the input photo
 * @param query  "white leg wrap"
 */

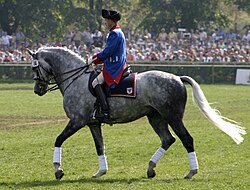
xmin=150 ymin=147 xmax=166 ymax=164
xmin=98 ymin=155 xmax=108 ymax=171
xmin=188 ymin=152 xmax=198 ymax=170
xmin=53 ymin=147 xmax=62 ymax=164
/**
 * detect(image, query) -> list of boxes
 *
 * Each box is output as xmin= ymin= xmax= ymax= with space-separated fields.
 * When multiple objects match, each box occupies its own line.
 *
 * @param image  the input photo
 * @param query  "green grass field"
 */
xmin=0 ymin=83 xmax=249 ymax=190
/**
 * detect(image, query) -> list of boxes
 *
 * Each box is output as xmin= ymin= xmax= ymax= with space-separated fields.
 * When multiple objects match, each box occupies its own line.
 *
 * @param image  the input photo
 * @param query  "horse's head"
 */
xmin=28 ymin=47 xmax=90 ymax=96
xmin=28 ymin=48 xmax=54 ymax=96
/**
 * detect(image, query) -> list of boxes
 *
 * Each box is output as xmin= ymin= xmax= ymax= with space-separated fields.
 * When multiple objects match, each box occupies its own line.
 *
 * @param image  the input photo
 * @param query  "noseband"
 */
xmin=31 ymin=59 xmax=91 ymax=93
xmin=32 ymin=59 xmax=54 ymax=83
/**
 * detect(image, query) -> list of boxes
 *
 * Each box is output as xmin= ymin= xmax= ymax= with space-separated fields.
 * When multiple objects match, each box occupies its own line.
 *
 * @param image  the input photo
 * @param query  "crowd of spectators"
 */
xmin=1 ymin=24 xmax=250 ymax=63
xmin=125 ymin=27 xmax=250 ymax=63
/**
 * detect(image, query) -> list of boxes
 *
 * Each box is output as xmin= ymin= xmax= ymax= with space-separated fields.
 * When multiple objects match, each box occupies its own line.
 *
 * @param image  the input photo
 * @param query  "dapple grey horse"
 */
xmin=28 ymin=47 xmax=246 ymax=180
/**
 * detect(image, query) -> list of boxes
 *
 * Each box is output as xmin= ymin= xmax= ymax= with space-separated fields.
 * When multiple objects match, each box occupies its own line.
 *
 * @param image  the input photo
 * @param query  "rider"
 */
xmin=88 ymin=9 xmax=127 ymax=120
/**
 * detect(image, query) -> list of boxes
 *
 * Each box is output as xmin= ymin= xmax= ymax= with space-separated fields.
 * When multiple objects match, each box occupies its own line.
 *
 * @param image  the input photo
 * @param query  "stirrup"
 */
xmin=93 ymin=110 xmax=110 ymax=120
xmin=96 ymin=112 xmax=110 ymax=119
xmin=92 ymin=109 xmax=97 ymax=119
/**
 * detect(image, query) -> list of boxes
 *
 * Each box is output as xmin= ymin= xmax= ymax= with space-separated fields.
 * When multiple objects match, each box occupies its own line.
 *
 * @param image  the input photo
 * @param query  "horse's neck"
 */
xmin=59 ymin=72 xmax=89 ymax=96
xmin=54 ymin=58 xmax=81 ymax=73
xmin=46 ymin=49 xmax=83 ymax=73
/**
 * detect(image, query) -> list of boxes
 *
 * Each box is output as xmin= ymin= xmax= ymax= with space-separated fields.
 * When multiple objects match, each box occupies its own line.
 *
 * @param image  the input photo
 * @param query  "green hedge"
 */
xmin=129 ymin=61 xmax=250 ymax=84
xmin=1 ymin=62 xmax=250 ymax=84
xmin=130 ymin=64 xmax=237 ymax=84
xmin=0 ymin=64 xmax=33 ymax=82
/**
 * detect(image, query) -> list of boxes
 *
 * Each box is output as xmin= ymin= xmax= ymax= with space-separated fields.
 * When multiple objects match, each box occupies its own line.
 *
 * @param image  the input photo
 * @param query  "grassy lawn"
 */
xmin=0 ymin=83 xmax=249 ymax=189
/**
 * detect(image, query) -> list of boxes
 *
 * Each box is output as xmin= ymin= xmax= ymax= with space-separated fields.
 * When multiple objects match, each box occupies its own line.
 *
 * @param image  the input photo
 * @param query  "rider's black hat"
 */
xmin=102 ymin=9 xmax=121 ymax=21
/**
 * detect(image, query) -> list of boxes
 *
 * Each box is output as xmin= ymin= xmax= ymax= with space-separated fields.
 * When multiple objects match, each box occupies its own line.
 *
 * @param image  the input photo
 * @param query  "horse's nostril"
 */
xmin=34 ymin=82 xmax=47 ymax=96
xmin=34 ymin=83 xmax=40 ymax=93
xmin=34 ymin=88 xmax=45 ymax=96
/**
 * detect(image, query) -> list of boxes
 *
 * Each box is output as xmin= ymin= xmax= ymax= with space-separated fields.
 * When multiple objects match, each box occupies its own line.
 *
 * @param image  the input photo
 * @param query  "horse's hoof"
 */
xmin=147 ymin=161 xmax=156 ymax=178
xmin=55 ymin=169 xmax=64 ymax=180
xmin=92 ymin=169 xmax=107 ymax=178
xmin=184 ymin=169 xmax=198 ymax=179
xmin=147 ymin=168 xmax=156 ymax=178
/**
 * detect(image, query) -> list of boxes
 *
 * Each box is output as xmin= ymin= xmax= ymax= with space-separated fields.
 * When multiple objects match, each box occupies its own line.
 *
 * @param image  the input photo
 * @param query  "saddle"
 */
xmin=88 ymin=66 xmax=137 ymax=98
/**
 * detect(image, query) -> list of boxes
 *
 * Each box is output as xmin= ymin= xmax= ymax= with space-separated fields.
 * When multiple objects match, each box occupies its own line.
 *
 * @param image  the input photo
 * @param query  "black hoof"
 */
xmin=147 ymin=169 xmax=156 ymax=178
xmin=55 ymin=169 xmax=64 ymax=180
xmin=184 ymin=169 xmax=198 ymax=179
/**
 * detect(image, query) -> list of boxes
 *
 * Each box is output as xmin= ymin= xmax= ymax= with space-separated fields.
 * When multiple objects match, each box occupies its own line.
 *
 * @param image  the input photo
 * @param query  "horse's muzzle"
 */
xmin=34 ymin=81 xmax=48 ymax=96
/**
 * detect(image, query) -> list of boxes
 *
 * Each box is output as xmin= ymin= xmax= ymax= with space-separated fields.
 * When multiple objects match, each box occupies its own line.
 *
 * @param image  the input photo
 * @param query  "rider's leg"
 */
xmin=92 ymin=72 xmax=110 ymax=119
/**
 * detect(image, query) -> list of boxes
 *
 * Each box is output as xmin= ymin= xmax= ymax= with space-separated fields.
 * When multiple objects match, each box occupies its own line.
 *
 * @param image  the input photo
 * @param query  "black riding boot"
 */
xmin=93 ymin=84 xmax=110 ymax=120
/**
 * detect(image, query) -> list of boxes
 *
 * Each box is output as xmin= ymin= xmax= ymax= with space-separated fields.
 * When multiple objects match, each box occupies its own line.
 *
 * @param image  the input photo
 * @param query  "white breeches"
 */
xmin=92 ymin=72 xmax=105 ymax=88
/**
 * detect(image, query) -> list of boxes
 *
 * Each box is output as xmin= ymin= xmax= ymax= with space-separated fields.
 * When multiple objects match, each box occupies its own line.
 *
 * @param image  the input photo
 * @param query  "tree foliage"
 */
xmin=234 ymin=0 xmax=250 ymax=12
xmin=0 ymin=0 xmax=97 ymax=40
xmin=135 ymin=0 xmax=231 ymax=32
xmin=0 ymin=0 xmax=249 ymax=41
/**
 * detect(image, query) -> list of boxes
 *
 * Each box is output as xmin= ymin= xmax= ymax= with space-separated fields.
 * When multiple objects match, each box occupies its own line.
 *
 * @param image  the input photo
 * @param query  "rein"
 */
xmin=34 ymin=60 xmax=92 ymax=93
xmin=48 ymin=65 xmax=91 ymax=92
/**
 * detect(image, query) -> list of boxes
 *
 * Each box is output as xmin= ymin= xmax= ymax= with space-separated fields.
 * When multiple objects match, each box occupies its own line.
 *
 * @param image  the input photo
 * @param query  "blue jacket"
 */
xmin=95 ymin=25 xmax=127 ymax=87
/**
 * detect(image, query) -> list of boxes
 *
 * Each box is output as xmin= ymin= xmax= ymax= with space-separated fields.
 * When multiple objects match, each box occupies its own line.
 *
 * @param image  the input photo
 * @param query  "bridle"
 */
xmin=31 ymin=59 xmax=92 ymax=93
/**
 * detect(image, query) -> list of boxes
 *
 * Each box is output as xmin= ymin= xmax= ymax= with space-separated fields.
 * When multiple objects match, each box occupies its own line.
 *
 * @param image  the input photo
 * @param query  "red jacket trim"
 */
xmin=93 ymin=54 xmax=103 ymax=64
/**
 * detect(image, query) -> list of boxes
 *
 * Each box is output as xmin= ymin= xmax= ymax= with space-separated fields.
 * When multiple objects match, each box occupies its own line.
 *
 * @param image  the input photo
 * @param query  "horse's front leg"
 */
xmin=89 ymin=123 xmax=108 ymax=178
xmin=53 ymin=119 xmax=83 ymax=180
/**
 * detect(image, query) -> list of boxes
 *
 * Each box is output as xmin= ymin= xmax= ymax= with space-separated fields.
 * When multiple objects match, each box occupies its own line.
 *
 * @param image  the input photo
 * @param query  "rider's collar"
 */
xmin=110 ymin=24 xmax=120 ymax=31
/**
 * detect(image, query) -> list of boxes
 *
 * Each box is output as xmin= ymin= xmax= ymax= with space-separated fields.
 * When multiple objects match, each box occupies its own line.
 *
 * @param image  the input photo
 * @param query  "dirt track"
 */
xmin=0 ymin=116 xmax=67 ymax=129
xmin=0 ymin=87 xmax=33 ymax=91
xmin=0 ymin=86 xmax=67 ymax=129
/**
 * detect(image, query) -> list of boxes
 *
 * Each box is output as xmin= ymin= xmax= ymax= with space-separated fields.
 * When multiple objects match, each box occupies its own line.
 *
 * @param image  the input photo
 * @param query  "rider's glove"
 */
xmin=91 ymin=61 xmax=96 ymax=69
xmin=87 ymin=54 xmax=103 ymax=68
xmin=86 ymin=57 xmax=95 ymax=69
xmin=87 ymin=57 xmax=95 ymax=65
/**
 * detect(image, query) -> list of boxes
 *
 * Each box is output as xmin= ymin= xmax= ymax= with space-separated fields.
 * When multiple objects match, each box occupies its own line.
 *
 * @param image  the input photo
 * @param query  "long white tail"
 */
xmin=180 ymin=76 xmax=246 ymax=144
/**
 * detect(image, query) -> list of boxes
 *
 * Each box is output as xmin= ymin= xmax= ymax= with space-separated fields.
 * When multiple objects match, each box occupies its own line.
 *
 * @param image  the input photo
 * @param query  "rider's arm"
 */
xmin=93 ymin=31 xmax=119 ymax=64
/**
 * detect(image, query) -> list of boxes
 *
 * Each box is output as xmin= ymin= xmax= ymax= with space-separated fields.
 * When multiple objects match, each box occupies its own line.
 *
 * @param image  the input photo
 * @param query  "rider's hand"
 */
xmin=87 ymin=57 xmax=94 ymax=65
xmin=86 ymin=57 xmax=96 ymax=69
xmin=87 ymin=54 xmax=99 ymax=65
xmin=92 ymin=62 xmax=96 ymax=69
xmin=87 ymin=54 xmax=103 ymax=68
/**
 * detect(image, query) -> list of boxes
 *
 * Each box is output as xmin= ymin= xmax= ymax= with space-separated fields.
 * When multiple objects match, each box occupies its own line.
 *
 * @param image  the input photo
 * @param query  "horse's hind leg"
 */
xmin=147 ymin=113 xmax=176 ymax=178
xmin=169 ymin=118 xmax=198 ymax=179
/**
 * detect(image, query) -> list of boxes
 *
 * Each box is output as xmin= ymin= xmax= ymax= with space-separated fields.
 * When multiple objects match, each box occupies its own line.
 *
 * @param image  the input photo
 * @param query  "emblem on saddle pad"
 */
xmin=110 ymin=73 xmax=136 ymax=98
xmin=126 ymin=87 xmax=133 ymax=94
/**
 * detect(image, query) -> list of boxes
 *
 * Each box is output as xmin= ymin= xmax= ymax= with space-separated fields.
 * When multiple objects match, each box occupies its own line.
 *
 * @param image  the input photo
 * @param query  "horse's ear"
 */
xmin=27 ymin=48 xmax=36 ymax=58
